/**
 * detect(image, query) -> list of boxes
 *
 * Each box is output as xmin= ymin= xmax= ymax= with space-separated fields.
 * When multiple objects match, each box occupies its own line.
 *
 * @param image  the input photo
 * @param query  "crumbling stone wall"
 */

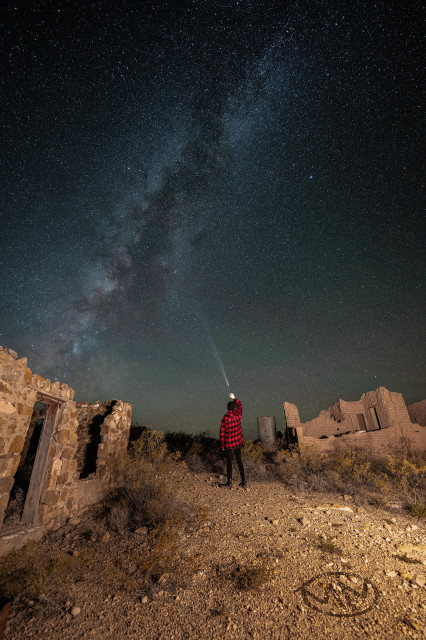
xmin=0 ymin=346 xmax=132 ymax=555
xmin=284 ymin=387 xmax=426 ymax=455
xmin=407 ymin=400 xmax=426 ymax=428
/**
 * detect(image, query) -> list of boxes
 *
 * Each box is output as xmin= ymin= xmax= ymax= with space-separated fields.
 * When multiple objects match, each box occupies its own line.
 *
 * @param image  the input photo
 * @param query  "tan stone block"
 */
xmin=17 ymin=403 xmax=33 ymax=416
xmin=39 ymin=504 xmax=51 ymax=523
xmin=31 ymin=374 xmax=45 ymax=388
xmin=24 ymin=367 xmax=32 ymax=382
xmin=57 ymin=429 xmax=71 ymax=443
xmin=51 ymin=458 xmax=62 ymax=475
xmin=56 ymin=473 xmax=69 ymax=486
xmin=0 ymin=455 xmax=19 ymax=476
xmin=67 ymin=460 xmax=78 ymax=474
xmin=68 ymin=432 xmax=78 ymax=445
xmin=49 ymin=444 xmax=59 ymax=458
xmin=0 ymin=438 xmax=4 ymax=455
xmin=0 ymin=400 xmax=16 ymax=415
xmin=61 ymin=447 xmax=75 ymax=460
xmin=0 ymin=380 xmax=14 ymax=396
xmin=45 ymin=491 xmax=59 ymax=506
xmin=0 ymin=493 xmax=10 ymax=512
xmin=0 ymin=476 xmax=14 ymax=494
xmin=50 ymin=381 xmax=60 ymax=393
xmin=8 ymin=435 xmax=24 ymax=454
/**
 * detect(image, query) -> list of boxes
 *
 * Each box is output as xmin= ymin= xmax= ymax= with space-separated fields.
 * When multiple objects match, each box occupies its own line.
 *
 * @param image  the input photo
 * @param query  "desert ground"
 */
xmin=2 ymin=461 xmax=425 ymax=640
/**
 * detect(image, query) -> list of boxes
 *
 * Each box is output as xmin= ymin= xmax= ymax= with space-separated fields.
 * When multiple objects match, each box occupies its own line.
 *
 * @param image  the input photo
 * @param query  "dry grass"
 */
xmin=408 ymin=503 xmax=426 ymax=519
xmin=279 ymin=445 xmax=426 ymax=512
xmin=318 ymin=538 xmax=343 ymax=555
xmin=234 ymin=564 xmax=269 ymax=591
xmin=0 ymin=542 xmax=81 ymax=600
xmin=0 ymin=429 xmax=205 ymax=601
xmin=394 ymin=554 xmax=422 ymax=565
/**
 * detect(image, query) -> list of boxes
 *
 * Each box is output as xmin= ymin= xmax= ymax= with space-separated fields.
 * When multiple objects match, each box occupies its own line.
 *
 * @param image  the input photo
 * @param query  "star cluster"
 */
xmin=1 ymin=1 xmax=424 ymax=438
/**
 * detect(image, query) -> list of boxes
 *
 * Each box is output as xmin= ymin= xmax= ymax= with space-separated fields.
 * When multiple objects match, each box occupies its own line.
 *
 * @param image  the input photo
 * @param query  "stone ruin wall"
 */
xmin=284 ymin=386 xmax=426 ymax=456
xmin=0 ymin=346 xmax=132 ymax=556
xmin=407 ymin=399 xmax=426 ymax=428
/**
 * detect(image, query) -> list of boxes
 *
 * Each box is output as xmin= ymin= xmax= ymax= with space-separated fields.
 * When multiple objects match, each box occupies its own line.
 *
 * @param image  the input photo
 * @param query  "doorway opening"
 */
xmin=2 ymin=396 xmax=60 ymax=529
xmin=3 ymin=402 xmax=48 ymax=528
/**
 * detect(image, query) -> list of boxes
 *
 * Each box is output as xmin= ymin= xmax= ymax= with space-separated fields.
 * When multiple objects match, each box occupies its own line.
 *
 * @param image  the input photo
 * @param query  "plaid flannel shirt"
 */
xmin=220 ymin=398 xmax=244 ymax=449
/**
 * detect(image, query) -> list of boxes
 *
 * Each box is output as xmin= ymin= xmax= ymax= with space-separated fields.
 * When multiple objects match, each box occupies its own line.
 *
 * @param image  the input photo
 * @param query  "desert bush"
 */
xmin=408 ymin=503 xmax=426 ymax=519
xmin=0 ymin=542 xmax=80 ymax=600
xmin=3 ymin=486 xmax=25 ymax=521
xmin=234 ymin=564 xmax=269 ymax=591
xmin=386 ymin=456 xmax=426 ymax=507
xmin=184 ymin=433 xmax=224 ymax=474
xmin=102 ymin=469 xmax=187 ymax=533
xmin=318 ymin=538 xmax=343 ymax=555
xmin=284 ymin=445 xmax=426 ymax=509
xmin=130 ymin=428 xmax=169 ymax=465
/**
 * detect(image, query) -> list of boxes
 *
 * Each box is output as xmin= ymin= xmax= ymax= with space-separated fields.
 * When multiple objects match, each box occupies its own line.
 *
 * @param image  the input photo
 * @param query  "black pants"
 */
xmin=225 ymin=447 xmax=245 ymax=483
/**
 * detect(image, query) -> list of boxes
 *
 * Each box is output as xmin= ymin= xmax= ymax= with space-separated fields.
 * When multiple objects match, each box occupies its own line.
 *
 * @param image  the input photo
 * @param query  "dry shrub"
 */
xmin=284 ymin=445 xmax=425 ymax=510
xmin=409 ymin=503 xmax=426 ymax=519
xmin=98 ymin=428 xmax=206 ymax=592
xmin=234 ymin=564 xmax=269 ymax=591
xmin=103 ymin=470 xmax=186 ymax=533
xmin=0 ymin=542 xmax=80 ymax=600
xmin=386 ymin=456 xmax=426 ymax=507
xmin=103 ymin=431 xmax=193 ymax=533
xmin=3 ymin=487 xmax=24 ymax=522
xmin=318 ymin=538 xmax=343 ymax=555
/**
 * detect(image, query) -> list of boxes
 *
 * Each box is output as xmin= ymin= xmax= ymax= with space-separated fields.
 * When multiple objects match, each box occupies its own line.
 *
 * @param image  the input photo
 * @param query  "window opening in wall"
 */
xmin=356 ymin=413 xmax=366 ymax=430
xmin=3 ymin=401 xmax=49 ymax=528
xmin=369 ymin=406 xmax=381 ymax=430
xmin=76 ymin=400 xmax=116 ymax=479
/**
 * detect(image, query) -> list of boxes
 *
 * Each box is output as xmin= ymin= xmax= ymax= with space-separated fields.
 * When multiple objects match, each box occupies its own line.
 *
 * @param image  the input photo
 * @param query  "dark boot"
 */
xmin=220 ymin=480 xmax=232 ymax=489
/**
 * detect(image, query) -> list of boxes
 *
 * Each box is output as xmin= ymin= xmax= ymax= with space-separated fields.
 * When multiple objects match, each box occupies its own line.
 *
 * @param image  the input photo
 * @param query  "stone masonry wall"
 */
xmin=407 ymin=400 xmax=426 ymax=428
xmin=284 ymin=387 xmax=426 ymax=455
xmin=0 ymin=346 xmax=132 ymax=555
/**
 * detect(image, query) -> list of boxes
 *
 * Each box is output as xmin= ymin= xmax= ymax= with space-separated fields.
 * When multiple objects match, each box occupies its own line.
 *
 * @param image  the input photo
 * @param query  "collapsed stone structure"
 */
xmin=284 ymin=387 xmax=426 ymax=455
xmin=0 ymin=346 xmax=132 ymax=556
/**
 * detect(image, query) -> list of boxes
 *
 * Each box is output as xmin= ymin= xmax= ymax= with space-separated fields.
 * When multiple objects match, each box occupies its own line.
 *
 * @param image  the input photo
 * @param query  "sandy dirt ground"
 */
xmin=3 ymin=467 xmax=426 ymax=640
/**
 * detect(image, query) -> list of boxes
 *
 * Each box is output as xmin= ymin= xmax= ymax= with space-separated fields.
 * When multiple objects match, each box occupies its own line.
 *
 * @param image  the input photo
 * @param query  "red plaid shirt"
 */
xmin=220 ymin=398 xmax=244 ymax=449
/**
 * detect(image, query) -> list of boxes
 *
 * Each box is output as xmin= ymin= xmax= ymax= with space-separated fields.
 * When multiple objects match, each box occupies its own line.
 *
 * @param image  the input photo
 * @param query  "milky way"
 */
xmin=2 ymin=1 xmax=424 ymax=437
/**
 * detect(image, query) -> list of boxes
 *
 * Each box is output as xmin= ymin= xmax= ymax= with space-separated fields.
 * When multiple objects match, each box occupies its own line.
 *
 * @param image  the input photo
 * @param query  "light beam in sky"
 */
xmin=199 ymin=314 xmax=230 ymax=388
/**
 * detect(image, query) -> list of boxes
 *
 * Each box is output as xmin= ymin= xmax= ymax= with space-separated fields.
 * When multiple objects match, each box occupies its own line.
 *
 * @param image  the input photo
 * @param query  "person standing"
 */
xmin=220 ymin=393 xmax=246 ymax=489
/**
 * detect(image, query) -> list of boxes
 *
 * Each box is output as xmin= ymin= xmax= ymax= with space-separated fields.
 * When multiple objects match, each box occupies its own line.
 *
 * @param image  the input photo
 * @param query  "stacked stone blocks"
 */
xmin=0 ymin=346 xmax=132 ymax=552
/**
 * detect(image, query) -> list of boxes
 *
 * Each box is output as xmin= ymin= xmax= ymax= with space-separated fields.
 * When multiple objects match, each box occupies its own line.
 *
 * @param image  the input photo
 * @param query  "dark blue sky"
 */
xmin=2 ymin=0 xmax=424 ymax=439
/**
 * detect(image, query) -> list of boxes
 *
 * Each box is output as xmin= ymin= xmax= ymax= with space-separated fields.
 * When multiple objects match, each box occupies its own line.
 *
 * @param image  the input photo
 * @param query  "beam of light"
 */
xmin=199 ymin=313 xmax=230 ymax=387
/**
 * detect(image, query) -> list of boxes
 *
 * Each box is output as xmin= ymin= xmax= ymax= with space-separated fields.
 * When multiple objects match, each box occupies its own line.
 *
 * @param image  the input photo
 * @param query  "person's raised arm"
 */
xmin=229 ymin=392 xmax=242 ymax=414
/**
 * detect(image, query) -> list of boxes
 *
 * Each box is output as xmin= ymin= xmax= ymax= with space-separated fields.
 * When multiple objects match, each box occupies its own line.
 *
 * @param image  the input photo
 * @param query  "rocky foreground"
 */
xmin=3 ymin=468 xmax=426 ymax=640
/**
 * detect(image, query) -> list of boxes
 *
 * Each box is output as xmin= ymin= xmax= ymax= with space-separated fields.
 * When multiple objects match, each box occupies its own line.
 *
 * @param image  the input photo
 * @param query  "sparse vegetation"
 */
xmin=3 ymin=486 xmax=25 ymax=524
xmin=0 ymin=542 xmax=81 ymax=600
xmin=394 ymin=554 xmax=422 ymax=565
xmin=233 ymin=564 xmax=269 ymax=590
xmin=408 ymin=503 xmax=426 ymax=519
xmin=318 ymin=538 xmax=343 ymax=555
xmin=1 ymin=425 xmax=425 ymax=621
xmin=280 ymin=445 xmax=425 ymax=511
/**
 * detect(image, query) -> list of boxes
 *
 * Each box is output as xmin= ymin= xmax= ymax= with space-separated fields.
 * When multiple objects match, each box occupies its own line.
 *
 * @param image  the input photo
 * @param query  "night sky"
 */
xmin=2 ymin=1 xmax=424 ymax=439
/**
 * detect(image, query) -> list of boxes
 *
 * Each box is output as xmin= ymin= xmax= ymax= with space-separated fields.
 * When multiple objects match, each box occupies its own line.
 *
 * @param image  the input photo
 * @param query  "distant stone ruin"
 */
xmin=0 ymin=346 xmax=132 ymax=556
xmin=284 ymin=387 xmax=426 ymax=455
